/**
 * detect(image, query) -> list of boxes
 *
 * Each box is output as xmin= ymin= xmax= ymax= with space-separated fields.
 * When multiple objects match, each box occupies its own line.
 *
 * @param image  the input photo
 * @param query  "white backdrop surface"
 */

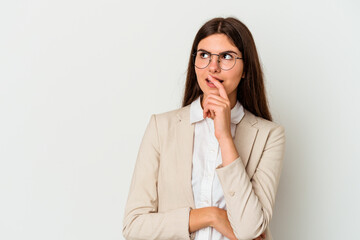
xmin=0 ymin=0 xmax=359 ymax=239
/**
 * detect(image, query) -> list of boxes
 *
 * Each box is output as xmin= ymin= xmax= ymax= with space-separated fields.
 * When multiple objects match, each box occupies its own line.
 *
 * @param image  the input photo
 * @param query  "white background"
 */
xmin=1 ymin=0 xmax=359 ymax=239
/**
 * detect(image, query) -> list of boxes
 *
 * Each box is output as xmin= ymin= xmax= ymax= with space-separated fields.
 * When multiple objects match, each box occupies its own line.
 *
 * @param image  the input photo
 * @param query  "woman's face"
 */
xmin=195 ymin=33 xmax=244 ymax=107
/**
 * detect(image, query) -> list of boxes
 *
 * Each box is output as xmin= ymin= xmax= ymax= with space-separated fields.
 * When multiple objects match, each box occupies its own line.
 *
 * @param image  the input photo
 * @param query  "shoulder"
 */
xmin=146 ymin=105 xmax=191 ymax=133
xmin=151 ymin=105 xmax=191 ymax=125
xmin=243 ymin=108 xmax=285 ymax=135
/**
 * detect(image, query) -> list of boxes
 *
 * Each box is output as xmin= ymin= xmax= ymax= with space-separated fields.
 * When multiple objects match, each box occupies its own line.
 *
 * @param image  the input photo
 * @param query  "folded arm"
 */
xmin=215 ymin=125 xmax=286 ymax=240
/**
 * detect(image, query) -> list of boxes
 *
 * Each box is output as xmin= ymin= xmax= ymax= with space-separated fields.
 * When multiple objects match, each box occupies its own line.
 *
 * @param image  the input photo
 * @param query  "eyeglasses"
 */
xmin=192 ymin=50 xmax=243 ymax=71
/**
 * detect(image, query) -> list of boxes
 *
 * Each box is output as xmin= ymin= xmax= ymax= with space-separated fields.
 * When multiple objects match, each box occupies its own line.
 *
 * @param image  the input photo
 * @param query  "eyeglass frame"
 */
xmin=192 ymin=49 xmax=243 ymax=71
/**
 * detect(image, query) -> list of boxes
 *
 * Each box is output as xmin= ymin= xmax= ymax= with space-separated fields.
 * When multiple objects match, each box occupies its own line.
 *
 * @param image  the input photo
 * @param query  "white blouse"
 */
xmin=189 ymin=95 xmax=245 ymax=240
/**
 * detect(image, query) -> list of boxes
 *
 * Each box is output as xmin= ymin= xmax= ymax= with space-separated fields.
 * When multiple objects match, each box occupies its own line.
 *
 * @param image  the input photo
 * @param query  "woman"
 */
xmin=123 ymin=17 xmax=285 ymax=240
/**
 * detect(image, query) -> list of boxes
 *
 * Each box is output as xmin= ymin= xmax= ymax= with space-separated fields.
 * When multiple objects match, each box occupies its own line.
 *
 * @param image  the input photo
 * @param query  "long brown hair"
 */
xmin=182 ymin=17 xmax=272 ymax=121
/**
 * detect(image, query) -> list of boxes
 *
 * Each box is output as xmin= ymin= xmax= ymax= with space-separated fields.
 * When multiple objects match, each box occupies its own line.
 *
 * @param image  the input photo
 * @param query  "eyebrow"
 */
xmin=197 ymin=48 xmax=240 ymax=56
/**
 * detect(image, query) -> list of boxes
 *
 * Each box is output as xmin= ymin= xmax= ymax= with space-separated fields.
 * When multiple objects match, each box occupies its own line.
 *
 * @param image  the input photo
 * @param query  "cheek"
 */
xmin=195 ymin=70 xmax=205 ymax=85
xmin=224 ymin=76 xmax=241 ymax=93
xmin=195 ymin=69 xmax=204 ymax=78
xmin=229 ymin=69 xmax=243 ymax=86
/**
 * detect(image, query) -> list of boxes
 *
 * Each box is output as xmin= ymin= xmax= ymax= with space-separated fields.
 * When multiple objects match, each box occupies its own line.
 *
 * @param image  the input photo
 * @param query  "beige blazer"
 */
xmin=123 ymin=104 xmax=286 ymax=240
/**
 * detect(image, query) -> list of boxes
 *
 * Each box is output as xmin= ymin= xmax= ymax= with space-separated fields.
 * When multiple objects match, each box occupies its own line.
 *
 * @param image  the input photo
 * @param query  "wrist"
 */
xmin=208 ymin=207 xmax=219 ymax=228
xmin=189 ymin=207 xmax=219 ymax=232
xmin=217 ymin=134 xmax=232 ymax=144
xmin=218 ymin=136 xmax=235 ymax=150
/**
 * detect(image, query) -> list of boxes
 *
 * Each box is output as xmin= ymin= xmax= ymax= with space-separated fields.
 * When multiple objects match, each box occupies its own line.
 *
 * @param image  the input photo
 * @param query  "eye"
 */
xmin=199 ymin=51 xmax=210 ymax=59
xmin=221 ymin=53 xmax=234 ymax=60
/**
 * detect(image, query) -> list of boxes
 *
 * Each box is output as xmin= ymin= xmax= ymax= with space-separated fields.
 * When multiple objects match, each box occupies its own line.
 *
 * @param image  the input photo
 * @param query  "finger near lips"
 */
xmin=203 ymin=77 xmax=229 ymax=119
xmin=207 ymin=76 xmax=229 ymax=100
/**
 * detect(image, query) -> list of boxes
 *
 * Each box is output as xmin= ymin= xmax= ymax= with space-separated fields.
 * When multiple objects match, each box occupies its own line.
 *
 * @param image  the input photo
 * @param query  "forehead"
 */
xmin=197 ymin=33 xmax=240 ymax=54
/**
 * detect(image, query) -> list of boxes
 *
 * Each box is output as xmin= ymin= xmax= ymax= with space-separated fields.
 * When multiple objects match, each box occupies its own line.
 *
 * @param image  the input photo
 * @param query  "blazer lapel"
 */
xmin=175 ymin=105 xmax=195 ymax=209
xmin=233 ymin=109 xmax=259 ymax=168
xmin=175 ymin=106 xmax=258 ymax=209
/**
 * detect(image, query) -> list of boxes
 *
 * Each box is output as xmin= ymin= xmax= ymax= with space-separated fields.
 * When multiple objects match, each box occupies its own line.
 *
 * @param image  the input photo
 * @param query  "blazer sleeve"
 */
xmin=215 ymin=124 xmax=286 ymax=240
xmin=122 ymin=114 xmax=193 ymax=240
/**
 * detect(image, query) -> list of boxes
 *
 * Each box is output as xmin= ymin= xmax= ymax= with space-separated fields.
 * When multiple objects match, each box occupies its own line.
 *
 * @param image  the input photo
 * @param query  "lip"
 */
xmin=206 ymin=79 xmax=217 ymax=88
xmin=207 ymin=75 xmax=224 ymax=83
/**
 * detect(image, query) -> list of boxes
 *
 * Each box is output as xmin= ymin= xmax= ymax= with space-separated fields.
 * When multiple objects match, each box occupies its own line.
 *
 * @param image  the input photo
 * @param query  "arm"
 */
xmin=189 ymin=207 xmax=216 ymax=233
xmin=190 ymin=207 xmax=266 ymax=240
xmin=122 ymin=114 xmax=192 ymax=240
xmin=215 ymin=125 xmax=286 ymax=240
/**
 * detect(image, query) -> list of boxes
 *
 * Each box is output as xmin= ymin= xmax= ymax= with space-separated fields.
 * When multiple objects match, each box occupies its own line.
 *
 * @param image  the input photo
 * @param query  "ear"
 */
xmin=241 ymin=72 xmax=246 ymax=79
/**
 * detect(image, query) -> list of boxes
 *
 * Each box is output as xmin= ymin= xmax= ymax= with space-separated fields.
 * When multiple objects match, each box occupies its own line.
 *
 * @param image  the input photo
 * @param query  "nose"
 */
xmin=208 ymin=54 xmax=221 ymax=72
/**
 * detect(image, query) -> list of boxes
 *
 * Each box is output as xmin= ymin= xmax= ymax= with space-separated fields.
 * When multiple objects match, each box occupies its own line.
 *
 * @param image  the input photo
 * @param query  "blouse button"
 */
xmin=229 ymin=191 xmax=235 ymax=196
